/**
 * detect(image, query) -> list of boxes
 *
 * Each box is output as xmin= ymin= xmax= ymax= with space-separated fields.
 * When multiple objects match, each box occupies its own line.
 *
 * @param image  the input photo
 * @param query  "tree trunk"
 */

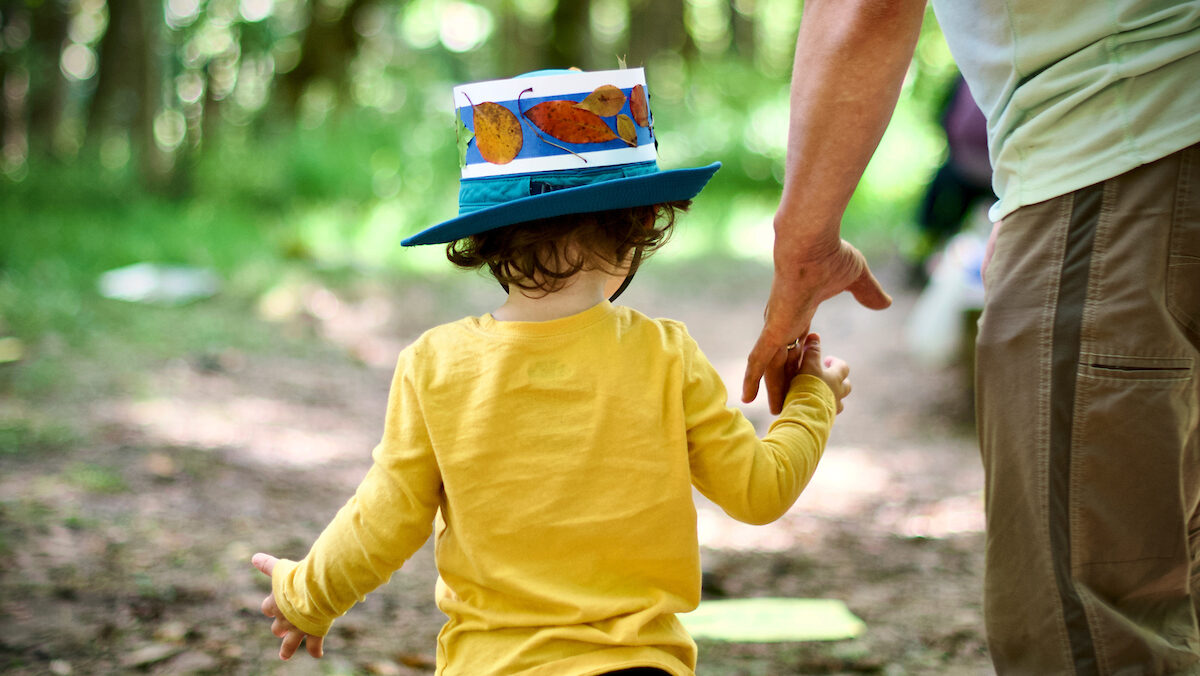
xmin=498 ymin=0 xmax=544 ymax=76
xmin=27 ymin=0 xmax=70 ymax=152
xmin=628 ymin=0 xmax=690 ymax=66
xmin=133 ymin=0 xmax=177 ymax=192
xmin=732 ymin=1 xmax=755 ymax=61
xmin=87 ymin=0 xmax=141 ymax=141
xmin=546 ymin=0 xmax=590 ymax=69
xmin=276 ymin=0 xmax=370 ymax=118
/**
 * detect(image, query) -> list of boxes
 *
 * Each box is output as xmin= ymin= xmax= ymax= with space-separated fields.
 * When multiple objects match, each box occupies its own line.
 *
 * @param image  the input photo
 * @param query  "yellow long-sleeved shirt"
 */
xmin=272 ymin=301 xmax=836 ymax=676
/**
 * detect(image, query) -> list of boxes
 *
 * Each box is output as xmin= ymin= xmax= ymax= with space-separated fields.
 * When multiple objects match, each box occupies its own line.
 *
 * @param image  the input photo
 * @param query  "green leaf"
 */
xmin=456 ymin=108 xmax=475 ymax=169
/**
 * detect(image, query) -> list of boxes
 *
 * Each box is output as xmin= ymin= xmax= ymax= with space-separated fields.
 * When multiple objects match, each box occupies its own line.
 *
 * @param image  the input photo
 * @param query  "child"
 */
xmin=251 ymin=68 xmax=850 ymax=676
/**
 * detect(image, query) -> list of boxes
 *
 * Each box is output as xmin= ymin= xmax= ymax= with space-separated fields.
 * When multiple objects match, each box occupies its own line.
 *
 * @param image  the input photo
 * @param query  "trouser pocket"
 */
xmin=1167 ymin=144 xmax=1200 ymax=343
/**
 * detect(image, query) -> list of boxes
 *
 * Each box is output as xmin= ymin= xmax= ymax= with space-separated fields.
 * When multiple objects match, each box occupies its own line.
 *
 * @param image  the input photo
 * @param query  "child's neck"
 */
xmin=492 ymin=269 xmax=616 ymax=322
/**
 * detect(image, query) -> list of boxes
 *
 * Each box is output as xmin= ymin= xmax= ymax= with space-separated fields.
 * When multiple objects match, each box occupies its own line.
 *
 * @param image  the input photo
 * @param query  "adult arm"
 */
xmin=743 ymin=0 xmax=926 ymax=414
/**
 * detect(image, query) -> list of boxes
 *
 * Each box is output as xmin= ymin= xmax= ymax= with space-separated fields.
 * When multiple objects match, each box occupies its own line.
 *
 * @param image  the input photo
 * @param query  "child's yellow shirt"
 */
xmin=271 ymin=301 xmax=836 ymax=675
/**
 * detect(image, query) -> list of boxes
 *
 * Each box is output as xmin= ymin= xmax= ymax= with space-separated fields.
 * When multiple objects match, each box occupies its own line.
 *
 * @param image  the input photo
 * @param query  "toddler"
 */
xmin=252 ymin=67 xmax=850 ymax=676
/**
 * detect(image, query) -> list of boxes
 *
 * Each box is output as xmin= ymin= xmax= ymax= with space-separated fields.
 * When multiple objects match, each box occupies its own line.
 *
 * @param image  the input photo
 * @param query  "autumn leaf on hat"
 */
xmin=524 ymin=100 xmax=636 ymax=148
xmin=465 ymin=94 xmax=522 ymax=165
xmin=630 ymin=84 xmax=649 ymax=127
xmin=575 ymin=84 xmax=626 ymax=117
xmin=617 ymin=114 xmax=637 ymax=146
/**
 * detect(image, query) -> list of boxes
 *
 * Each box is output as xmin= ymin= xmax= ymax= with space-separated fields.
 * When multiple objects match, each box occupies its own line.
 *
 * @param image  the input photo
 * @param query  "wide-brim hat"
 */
xmin=401 ymin=68 xmax=720 ymax=247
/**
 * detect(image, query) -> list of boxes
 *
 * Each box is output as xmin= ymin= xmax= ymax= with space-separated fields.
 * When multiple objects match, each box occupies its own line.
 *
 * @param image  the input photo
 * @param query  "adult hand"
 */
xmin=252 ymin=553 xmax=325 ymax=660
xmin=742 ymin=238 xmax=889 ymax=414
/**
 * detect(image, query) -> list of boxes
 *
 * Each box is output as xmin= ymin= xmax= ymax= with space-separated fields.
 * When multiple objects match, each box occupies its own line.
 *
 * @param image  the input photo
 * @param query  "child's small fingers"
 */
xmin=271 ymin=617 xmax=290 ymax=639
xmin=307 ymin=635 xmax=325 ymax=659
xmin=260 ymin=595 xmax=276 ymax=618
xmin=251 ymin=552 xmax=277 ymax=576
xmin=825 ymin=356 xmax=849 ymax=378
xmin=280 ymin=631 xmax=303 ymax=660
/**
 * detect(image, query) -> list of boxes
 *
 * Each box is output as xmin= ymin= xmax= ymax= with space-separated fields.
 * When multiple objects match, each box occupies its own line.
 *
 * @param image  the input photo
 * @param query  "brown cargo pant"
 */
xmin=976 ymin=142 xmax=1200 ymax=675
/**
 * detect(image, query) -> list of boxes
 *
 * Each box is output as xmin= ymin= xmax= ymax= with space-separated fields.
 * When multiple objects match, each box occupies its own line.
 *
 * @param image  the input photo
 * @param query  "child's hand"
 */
xmin=794 ymin=333 xmax=851 ymax=413
xmin=251 ymin=553 xmax=325 ymax=660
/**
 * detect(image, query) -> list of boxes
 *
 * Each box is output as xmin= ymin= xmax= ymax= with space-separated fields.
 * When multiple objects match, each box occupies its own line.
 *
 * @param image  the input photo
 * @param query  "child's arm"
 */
xmin=251 ymin=350 xmax=442 ymax=657
xmin=251 ymin=553 xmax=324 ymax=660
xmin=686 ymin=332 xmax=849 ymax=525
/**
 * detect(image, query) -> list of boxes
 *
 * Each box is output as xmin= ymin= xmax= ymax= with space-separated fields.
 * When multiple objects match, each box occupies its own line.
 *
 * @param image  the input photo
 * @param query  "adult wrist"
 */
xmin=772 ymin=222 xmax=842 ymax=265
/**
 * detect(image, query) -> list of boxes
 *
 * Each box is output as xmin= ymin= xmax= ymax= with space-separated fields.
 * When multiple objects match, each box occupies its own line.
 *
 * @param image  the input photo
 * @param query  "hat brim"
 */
xmin=402 ymin=162 xmax=721 ymax=246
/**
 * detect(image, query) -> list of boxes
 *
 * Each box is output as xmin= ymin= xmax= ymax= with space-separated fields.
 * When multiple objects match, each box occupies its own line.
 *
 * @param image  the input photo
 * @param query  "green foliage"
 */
xmin=0 ymin=418 xmax=78 ymax=456
xmin=63 ymin=463 xmax=129 ymax=494
xmin=1 ymin=11 xmax=959 ymax=362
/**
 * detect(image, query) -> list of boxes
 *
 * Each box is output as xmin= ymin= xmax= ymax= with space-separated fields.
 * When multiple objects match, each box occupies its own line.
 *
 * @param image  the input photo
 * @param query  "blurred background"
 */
xmin=0 ymin=1 xmax=994 ymax=674
xmin=0 ymin=0 xmax=958 ymax=291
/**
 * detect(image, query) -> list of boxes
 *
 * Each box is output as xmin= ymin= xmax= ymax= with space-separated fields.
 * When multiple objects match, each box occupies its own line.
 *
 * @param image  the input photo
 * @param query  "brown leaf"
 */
xmin=470 ymin=101 xmax=522 ymax=165
xmin=575 ymin=84 xmax=626 ymax=117
xmin=617 ymin=114 xmax=637 ymax=147
xmin=524 ymin=100 xmax=619 ymax=144
xmin=630 ymin=84 xmax=649 ymax=127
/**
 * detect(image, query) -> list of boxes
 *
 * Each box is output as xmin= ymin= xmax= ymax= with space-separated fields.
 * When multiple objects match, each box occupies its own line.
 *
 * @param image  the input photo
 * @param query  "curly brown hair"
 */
xmin=445 ymin=200 xmax=691 ymax=295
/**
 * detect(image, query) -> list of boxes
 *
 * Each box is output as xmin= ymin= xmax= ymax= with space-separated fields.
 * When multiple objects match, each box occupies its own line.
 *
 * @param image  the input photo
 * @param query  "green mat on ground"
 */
xmin=679 ymin=598 xmax=865 ymax=642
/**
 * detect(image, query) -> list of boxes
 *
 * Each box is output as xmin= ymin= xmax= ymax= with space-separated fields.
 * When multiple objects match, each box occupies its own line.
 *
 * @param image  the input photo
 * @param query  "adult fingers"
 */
xmin=742 ymin=335 xmax=775 ymax=404
xmin=743 ymin=315 xmax=814 ymax=404
xmin=764 ymin=358 xmax=789 ymax=415
xmin=306 ymin=634 xmax=325 ymax=659
xmin=251 ymin=553 xmax=277 ymax=577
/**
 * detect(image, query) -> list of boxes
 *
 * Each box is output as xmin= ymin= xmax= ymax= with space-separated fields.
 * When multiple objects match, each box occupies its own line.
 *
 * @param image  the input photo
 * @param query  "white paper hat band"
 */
xmin=455 ymin=68 xmax=658 ymax=180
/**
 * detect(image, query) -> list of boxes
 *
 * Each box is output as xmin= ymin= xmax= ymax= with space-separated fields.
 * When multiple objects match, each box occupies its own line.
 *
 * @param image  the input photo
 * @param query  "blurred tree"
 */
xmin=0 ymin=0 xmax=959 ymax=220
xmin=628 ymin=0 xmax=689 ymax=65
xmin=26 ymin=0 xmax=68 ymax=151
xmin=87 ymin=0 xmax=140 ymax=141
xmin=276 ymin=0 xmax=371 ymax=117
xmin=547 ymin=0 xmax=589 ymax=69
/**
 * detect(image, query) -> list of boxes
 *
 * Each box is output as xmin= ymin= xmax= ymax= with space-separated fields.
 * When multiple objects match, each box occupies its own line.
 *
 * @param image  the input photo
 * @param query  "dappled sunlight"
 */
xmin=105 ymin=393 xmax=375 ymax=467
xmin=698 ymin=444 xmax=984 ymax=552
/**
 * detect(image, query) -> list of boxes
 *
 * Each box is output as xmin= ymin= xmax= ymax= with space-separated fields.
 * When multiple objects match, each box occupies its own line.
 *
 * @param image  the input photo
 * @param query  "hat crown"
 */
xmin=456 ymin=68 xmax=656 ymax=180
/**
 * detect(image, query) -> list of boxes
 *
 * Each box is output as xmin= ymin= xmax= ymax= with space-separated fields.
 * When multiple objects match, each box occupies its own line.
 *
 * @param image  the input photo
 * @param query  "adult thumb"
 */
xmin=252 ymin=552 xmax=278 ymax=577
xmin=848 ymin=267 xmax=892 ymax=311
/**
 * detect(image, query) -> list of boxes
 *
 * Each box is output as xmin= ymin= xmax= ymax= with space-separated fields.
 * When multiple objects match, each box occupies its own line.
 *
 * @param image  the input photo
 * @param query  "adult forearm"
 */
xmin=776 ymin=0 xmax=926 ymax=260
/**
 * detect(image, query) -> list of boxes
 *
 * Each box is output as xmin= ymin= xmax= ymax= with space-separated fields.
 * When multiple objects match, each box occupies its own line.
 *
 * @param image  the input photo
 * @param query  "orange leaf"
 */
xmin=471 ymin=101 xmax=522 ymax=164
xmin=524 ymin=100 xmax=619 ymax=144
xmin=575 ymin=84 xmax=626 ymax=117
xmin=617 ymin=114 xmax=637 ymax=147
xmin=630 ymin=84 xmax=649 ymax=127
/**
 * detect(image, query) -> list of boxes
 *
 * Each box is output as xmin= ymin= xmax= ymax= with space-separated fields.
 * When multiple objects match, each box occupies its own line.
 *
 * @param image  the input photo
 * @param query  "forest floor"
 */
xmin=0 ymin=253 xmax=993 ymax=675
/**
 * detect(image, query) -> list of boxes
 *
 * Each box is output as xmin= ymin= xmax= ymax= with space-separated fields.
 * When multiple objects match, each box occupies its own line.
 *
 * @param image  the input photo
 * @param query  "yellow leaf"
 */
xmin=617 ymin=114 xmax=637 ymax=147
xmin=470 ymin=99 xmax=522 ymax=165
xmin=575 ymin=85 xmax=626 ymax=117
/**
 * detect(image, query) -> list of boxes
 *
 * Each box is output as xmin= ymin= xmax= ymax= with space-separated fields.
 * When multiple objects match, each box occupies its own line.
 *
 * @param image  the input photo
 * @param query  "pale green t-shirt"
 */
xmin=930 ymin=1 xmax=1200 ymax=220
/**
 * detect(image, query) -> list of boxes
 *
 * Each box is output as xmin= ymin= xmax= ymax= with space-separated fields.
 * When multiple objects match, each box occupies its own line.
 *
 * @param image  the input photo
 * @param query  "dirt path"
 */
xmin=0 ymin=257 xmax=992 ymax=675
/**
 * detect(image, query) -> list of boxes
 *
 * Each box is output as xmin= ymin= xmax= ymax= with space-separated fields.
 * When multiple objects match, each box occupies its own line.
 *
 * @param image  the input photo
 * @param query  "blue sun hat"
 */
xmin=401 ymin=67 xmax=721 ymax=247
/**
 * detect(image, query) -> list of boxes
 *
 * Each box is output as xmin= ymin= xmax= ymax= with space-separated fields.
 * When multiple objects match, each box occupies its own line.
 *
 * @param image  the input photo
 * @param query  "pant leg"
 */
xmin=976 ymin=143 xmax=1200 ymax=675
